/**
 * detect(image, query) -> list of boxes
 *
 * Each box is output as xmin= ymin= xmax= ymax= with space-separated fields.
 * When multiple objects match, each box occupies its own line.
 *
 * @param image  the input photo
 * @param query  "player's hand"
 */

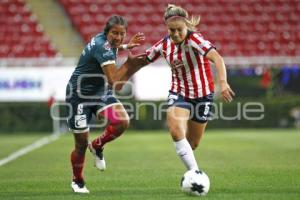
xmin=127 ymin=32 xmax=145 ymax=49
xmin=126 ymin=52 xmax=148 ymax=68
xmin=219 ymin=81 xmax=235 ymax=102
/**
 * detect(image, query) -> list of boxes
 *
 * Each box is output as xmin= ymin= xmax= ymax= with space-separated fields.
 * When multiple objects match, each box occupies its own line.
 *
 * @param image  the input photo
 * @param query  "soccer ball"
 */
xmin=180 ymin=169 xmax=210 ymax=196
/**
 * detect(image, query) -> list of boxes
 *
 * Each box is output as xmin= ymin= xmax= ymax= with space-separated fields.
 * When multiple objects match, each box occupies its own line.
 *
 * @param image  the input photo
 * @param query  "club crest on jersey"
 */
xmin=104 ymin=41 xmax=111 ymax=50
xmin=171 ymin=59 xmax=184 ymax=69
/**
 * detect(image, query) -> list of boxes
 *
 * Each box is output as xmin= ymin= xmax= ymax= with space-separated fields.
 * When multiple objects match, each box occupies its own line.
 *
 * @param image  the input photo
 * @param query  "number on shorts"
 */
xmin=77 ymin=104 xmax=83 ymax=114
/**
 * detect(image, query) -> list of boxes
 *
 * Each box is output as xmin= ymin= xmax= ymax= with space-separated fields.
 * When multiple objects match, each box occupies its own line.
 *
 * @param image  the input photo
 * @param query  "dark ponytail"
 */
xmin=104 ymin=15 xmax=128 ymax=35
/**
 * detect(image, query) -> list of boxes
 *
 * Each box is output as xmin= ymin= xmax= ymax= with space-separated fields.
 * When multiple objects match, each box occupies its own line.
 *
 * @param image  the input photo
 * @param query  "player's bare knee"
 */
xmin=168 ymin=122 xmax=181 ymax=133
xmin=111 ymin=118 xmax=130 ymax=135
xmin=168 ymin=124 xmax=184 ymax=141
xmin=119 ymin=119 xmax=130 ymax=132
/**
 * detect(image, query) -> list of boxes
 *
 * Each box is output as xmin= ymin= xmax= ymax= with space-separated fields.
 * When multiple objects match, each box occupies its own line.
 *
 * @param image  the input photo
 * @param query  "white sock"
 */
xmin=174 ymin=138 xmax=199 ymax=170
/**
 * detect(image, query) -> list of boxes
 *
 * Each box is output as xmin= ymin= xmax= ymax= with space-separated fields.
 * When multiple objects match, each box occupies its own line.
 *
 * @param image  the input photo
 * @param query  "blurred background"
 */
xmin=0 ymin=0 xmax=300 ymax=133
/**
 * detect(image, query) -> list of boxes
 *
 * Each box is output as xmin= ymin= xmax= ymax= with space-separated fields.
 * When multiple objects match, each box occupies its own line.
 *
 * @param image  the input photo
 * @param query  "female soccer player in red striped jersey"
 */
xmin=128 ymin=4 xmax=235 ymax=172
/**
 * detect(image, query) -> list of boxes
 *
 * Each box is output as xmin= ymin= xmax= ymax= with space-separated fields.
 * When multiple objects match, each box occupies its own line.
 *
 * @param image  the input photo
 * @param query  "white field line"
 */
xmin=0 ymin=133 xmax=61 ymax=167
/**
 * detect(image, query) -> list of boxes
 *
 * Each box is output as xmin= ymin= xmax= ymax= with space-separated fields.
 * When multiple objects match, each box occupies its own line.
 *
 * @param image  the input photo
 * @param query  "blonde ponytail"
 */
xmin=186 ymin=15 xmax=201 ymax=31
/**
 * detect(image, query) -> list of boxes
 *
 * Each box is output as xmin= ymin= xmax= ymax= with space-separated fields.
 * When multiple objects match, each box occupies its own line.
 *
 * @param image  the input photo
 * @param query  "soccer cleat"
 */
xmin=71 ymin=180 xmax=90 ymax=194
xmin=88 ymin=143 xmax=106 ymax=171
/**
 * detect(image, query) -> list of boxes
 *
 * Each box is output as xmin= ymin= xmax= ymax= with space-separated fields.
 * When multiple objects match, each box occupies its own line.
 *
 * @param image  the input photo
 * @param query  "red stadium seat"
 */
xmin=58 ymin=0 xmax=300 ymax=56
xmin=0 ymin=0 xmax=57 ymax=57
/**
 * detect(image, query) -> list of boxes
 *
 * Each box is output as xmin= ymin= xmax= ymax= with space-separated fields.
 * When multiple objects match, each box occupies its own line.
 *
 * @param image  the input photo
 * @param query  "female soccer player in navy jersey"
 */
xmin=128 ymin=4 xmax=235 ymax=173
xmin=66 ymin=15 xmax=145 ymax=193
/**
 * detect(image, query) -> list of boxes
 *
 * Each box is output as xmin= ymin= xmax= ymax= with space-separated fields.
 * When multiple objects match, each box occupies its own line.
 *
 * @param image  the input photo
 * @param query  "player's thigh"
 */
xmin=92 ymin=90 xmax=129 ymax=124
xmin=186 ymin=120 xmax=207 ymax=150
xmin=99 ymin=103 xmax=129 ymax=123
xmin=167 ymin=106 xmax=190 ymax=141
xmin=96 ymin=102 xmax=130 ymax=130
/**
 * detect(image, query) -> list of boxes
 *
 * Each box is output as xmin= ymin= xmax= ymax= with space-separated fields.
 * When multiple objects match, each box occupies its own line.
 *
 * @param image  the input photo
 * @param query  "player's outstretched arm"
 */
xmin=120 ymin=52 xmax=149 ymax=80
xmin=103 ymin=32 xmax=148 ymax=90
xmin=102 ymin=53 xmax=149 ymax=91
xmin=206 ymin=49 xmax=235 ymax=102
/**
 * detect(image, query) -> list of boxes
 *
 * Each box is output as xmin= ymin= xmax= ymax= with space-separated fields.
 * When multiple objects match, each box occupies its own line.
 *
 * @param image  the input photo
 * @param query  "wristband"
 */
xmin=121 ymin=44 xmax=128 ymax=50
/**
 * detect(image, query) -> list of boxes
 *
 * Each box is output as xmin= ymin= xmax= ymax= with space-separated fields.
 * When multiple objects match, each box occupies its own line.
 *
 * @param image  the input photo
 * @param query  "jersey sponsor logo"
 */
xmin=75 ymin=114 xmax=87 ymax=128
xmin=104 ymin=41 xmax=111 ymax=50
xmin=171 ymin=59 xmax=184 ymax=69
xmin=103 ymin=50 xmax=114 ymax=57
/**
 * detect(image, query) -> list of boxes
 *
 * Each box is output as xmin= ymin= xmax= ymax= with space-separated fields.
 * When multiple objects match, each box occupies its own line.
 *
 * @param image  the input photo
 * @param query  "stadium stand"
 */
xmin=59 ymin=0 xmax=300 ymax=56
xmin=0 ymin=0 xmax=57 ymax=57
xmin=26 ymin=0 xmax=84 ymax=57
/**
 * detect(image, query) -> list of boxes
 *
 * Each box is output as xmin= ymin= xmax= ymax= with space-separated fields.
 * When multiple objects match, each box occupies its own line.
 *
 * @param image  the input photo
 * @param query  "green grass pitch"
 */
xmin=0 ymin=129 xmax=300 ymax=200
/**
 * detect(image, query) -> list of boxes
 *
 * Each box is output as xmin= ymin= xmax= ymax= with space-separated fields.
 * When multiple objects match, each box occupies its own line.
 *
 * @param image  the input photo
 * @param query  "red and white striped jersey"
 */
xmin=146 ymin=32 xmax=215 ymax=99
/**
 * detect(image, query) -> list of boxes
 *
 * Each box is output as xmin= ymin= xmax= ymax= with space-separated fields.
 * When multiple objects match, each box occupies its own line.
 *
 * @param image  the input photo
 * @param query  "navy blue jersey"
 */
xmin=67 ymin=33 xmax=118 ymax=98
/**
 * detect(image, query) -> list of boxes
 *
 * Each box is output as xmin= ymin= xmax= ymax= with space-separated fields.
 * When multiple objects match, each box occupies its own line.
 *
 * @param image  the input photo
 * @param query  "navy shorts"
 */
xmin=66 ymin=90 xmax=121 ymax=133
xmin=167 ymin=91 xmax=214 ymax=123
